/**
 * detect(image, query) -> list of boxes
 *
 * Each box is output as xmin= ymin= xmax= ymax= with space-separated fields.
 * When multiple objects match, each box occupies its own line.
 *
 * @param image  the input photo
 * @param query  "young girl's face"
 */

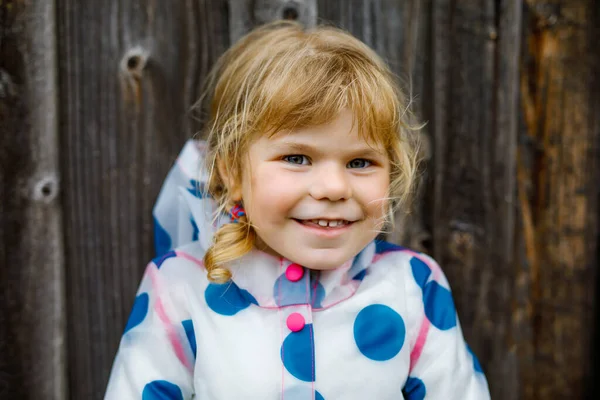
xmin=235 ymin=109 xmax=391 ymax=270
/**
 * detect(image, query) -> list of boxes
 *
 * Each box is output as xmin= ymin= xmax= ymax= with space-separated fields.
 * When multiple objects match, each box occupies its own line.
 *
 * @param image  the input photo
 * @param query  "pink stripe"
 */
xmin=307 ymin=303 xmax=315 ymax=392
xmin=305 ymin=273 xmax=315 ymax=392
xmin=409 ymin=318 xmax=431 ymax=371
xmin=401 ymin=250 xmax=444 ymax=371
xmin=175 ymin=158 xmax=195 ymax=179
xmin=147 ymin=265 xmax=193 ymax=372
xmin=372 ymin=253 xmax=385 ymax=263
xmin=278 ymin=259 xmax=285 ymax=400
xmin=175 ymin=251 xmax=205 ymax=268
xmin=146 ymin=264 xmax=163 ymax=293
xmin=154 ymin=298 xmax=193 ymax=371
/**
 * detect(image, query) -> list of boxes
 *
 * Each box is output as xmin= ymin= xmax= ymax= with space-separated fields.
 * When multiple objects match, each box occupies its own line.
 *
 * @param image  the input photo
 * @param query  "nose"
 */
xmin=309 ymin=163 xmax=352 ymax=201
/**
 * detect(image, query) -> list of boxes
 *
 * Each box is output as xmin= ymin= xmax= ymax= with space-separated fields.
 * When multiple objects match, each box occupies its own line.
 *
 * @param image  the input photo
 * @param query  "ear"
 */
xmin=217 ymin=157 xmax=243 ymax=202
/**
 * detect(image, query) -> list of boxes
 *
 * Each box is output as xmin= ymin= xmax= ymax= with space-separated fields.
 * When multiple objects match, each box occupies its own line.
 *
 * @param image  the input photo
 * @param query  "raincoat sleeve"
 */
xmin=104 ymin=260 xmax=196 ymax=399
xmin=401 ymin=252 xmax=491 ymax=400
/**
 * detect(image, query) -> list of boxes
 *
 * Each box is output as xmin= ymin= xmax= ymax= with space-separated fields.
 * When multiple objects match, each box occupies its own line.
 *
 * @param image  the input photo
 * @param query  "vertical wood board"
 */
xmin=56 ymin=1 xmax=229 ymax=398
xmin=0 ymin=1 xmax=66 ymax=399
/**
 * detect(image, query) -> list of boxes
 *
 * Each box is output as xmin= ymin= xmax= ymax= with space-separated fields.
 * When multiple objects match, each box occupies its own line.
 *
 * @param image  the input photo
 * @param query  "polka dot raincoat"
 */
xmin=104 ymin=140 xmax=491 ymax=400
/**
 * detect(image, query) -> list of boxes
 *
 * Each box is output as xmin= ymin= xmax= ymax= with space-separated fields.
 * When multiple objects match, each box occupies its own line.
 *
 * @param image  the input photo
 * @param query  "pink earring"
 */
xmin=229 ymin=203 xmax=246 ymax=223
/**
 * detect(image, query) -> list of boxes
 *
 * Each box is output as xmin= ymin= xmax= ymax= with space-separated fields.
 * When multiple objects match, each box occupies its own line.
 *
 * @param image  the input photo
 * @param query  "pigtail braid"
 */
xmin=203 ymin=212 xmax=255 ymax=283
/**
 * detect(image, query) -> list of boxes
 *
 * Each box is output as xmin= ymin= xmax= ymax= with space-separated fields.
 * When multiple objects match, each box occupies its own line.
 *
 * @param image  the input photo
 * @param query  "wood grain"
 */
xmin=429 ymin=0 xmax=521 ymax=397
xmin=229 ymin=0 xmax=317 ymax=43
xmin=55 ymin=1 xmax=229 ymax=397
xmin=519 ymin=0 xmax=600 ymax=397
xmin=0 ymin=1 xmax=66 ymax=399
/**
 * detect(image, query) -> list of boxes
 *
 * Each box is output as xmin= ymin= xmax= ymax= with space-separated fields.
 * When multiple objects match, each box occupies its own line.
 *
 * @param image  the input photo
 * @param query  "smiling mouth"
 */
xmin=293 ymin=219 xmax=354 ymax=228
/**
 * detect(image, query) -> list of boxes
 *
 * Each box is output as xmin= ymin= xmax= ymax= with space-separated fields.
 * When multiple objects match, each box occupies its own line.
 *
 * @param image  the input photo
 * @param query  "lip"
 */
xmin=293 ymin=219 xmax=354 ymax=238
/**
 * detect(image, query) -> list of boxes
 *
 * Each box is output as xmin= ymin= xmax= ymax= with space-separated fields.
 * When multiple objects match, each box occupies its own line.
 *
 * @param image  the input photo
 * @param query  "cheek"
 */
xmin=359 ymin=175 xmax=390 ymax=216
xmin=244 ymin=167 xmax=299 ymax=220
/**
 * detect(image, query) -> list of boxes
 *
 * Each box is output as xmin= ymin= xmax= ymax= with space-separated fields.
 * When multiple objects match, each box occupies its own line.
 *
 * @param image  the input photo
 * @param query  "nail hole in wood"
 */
xmin=127 ymin=55 xmax=141 ymax=70
xmin=33 ymin=175 xmax=59 ymax=203
xmin=41 ymin=184 xmax=52 ymax=196
xmin=120 ymin=47 xmax=149 ymax=77
xmin=282 ymin=7 xmax=298 ymax=20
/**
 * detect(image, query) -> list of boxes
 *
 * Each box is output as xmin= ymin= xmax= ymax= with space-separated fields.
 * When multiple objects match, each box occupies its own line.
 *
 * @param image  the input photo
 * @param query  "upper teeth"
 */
xmin=311 ymin=219 xmax=347 ymax=227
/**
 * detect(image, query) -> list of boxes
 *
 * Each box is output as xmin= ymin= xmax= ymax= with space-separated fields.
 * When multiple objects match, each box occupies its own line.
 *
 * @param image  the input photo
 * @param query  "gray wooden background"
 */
xmin=1 ymin=0 xmax=599 ymax=399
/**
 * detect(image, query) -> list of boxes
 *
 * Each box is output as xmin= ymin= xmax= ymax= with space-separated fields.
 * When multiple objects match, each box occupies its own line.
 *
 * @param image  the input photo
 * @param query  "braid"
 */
xmin=203 ymin=211 xmax=255 ymax=283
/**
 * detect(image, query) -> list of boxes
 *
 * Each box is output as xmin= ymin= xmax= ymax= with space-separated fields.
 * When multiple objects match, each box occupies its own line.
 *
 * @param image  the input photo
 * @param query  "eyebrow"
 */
xmin=273 ymin=141 xmax=387 ymax=159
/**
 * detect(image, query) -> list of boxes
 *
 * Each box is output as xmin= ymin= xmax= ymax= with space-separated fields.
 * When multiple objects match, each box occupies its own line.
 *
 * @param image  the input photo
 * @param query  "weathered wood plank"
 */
xmin=229 ymin=0 xmax=317 ymax=43
xmin=318 ymin=0 xmax=425 ymax=99
xmin=430 ymin=0 xmax=520 ymax=397
xmin=56 ymin=1 xmax=229 ymax=398
xmin=520 ymin=0 xmax=600 ymax=397
xmin=492 ymin=0 xmax=523 ymax=396
xmin=0 ymin=1 xmax=66 ymax=399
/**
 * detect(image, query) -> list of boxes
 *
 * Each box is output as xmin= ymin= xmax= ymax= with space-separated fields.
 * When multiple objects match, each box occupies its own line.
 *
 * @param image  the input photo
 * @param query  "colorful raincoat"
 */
xmin=104 ymin=140 xmax=491 ymax=400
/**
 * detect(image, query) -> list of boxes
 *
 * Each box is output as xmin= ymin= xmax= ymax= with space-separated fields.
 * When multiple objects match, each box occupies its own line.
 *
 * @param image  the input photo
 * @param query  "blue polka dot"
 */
xmin=190 ymin=216 xmax=199 ymax=242
xmin=353 ymin=304 xmax=405 ymax=361
xmin=142 ymin=380 xmax=183 ymax=400
xmin=402 ymin=376 xmax=426 ymax=400
xmin=186 ymin=179 xmax=207 ymax=198
xmin=181 ymin=319 xmax=196 ymax=359
xmin=153 ymin=216 xmax=172 ymax=257
xmin=423 ymin=281 xmax=457 ymax=330
xmin=283 ymin=386 xmax=325 ymax=400
xmin=309 ymin=275 xmax=326 ymax=308
xmin=353 ymin=269 xmax=367 ymax=281
xmin=152 ymin=250 xmax=177 ymax=269
xmin=124 ymin=293 xmax=149 ymax=334
xmin=205 ymin=282 xmax=257 ymax=316
xmin=281 ymin=324 xmax=315 ymax=382
xmin=374 ymin=239 xmax=407 ymax=254
xmin=410 ymin=257 xmax=431 ymax=289
xmin=274 ymin=274 xmax=307 ymax=306
xmin=273 ymin=273 xmax=324 ymax=307
xmin=467 ymin=344 xmax=483 ymax=373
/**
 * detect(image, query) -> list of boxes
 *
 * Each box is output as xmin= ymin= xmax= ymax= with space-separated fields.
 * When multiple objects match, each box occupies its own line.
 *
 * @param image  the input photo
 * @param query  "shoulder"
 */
xmin=368 ymin=239 xmax=450 ymax=296
xmin=122 ymin=243 xmax=210 ymax=330
xmin=369 ymin=239 xmax=435 ymax=277
xmin=142 ymin=242 xmax=209 ymax=292
xmin=368 ymin=240 xmax=460 ymax=335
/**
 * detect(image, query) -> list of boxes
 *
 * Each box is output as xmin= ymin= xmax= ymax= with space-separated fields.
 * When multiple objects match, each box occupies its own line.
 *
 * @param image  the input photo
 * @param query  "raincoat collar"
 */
xmin=152 ymin=140 xmax=374 ymax=309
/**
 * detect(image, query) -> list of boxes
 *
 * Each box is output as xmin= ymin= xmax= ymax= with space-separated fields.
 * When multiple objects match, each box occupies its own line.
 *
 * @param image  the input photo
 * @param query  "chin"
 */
xmin=291 ymin=249 xmax=354 ymax=271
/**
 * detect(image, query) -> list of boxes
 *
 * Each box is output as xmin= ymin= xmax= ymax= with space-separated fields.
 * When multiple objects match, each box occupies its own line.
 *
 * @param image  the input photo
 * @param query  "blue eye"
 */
xmin=347 ymin=158 xmax=372 ymax=169
xmin=283 ymin=155 xmax=310 ymax=165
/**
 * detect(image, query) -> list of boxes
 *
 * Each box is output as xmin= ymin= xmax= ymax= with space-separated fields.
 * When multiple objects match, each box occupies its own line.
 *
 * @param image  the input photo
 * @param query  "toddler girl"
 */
xmin=105 ymin=20 xmax=490 ymax=400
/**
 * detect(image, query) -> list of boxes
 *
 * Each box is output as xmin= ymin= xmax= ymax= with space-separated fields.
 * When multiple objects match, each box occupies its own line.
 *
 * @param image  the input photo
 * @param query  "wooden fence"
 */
xmin=1 ymin=0 xmax=598 ymax=399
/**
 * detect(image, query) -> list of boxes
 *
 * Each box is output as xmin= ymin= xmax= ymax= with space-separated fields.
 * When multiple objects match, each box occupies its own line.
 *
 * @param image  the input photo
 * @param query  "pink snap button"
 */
xmin=286 ymin=313 xmax=305 ymax=332
xmin=285 ymin=263 xmax=304 ymax=282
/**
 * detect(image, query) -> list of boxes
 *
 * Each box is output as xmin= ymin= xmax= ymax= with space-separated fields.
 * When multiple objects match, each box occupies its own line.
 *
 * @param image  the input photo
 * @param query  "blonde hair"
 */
xmin=197 ymin=20 xmax=422 ymax=283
